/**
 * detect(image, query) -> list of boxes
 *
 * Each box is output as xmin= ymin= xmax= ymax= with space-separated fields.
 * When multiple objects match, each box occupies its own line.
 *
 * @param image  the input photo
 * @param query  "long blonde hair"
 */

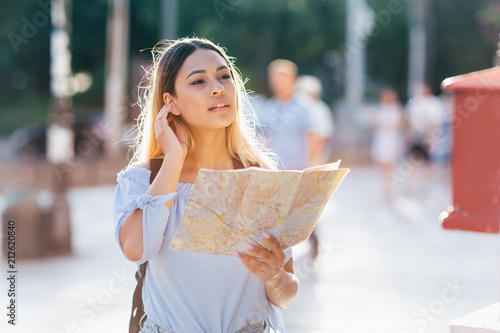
xmin=128 ymin=37 xmax=277 ymax=170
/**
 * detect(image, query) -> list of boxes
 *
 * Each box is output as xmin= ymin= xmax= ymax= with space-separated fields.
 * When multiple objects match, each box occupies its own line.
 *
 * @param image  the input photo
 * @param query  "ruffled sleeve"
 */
xmin=113 ymin=167 xmax=176 ymax=264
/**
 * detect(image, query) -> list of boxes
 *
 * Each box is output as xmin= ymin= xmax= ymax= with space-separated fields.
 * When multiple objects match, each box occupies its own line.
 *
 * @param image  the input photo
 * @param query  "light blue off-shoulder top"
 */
xmin=113 ymin=166 xmax=292 ymax=333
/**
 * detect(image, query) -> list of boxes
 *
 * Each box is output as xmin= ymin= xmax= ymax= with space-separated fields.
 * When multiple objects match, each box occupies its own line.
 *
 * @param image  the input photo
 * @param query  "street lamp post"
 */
xmin=46 ymin=0 xmax=74 ymax=254
xmin=162 ymin=0 xmax=178 ymax=40
xmin=407 ymin=0 xmax=427 ymax=98
xmin=103 ymin=0 xmax=130 ymax=159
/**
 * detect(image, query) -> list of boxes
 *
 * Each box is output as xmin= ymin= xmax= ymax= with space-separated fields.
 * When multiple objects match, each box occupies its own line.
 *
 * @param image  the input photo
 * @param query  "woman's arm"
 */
xmin=120 ymin=103 xmax=188 ymax=261
xmin=237 ymin=234 xmax=299 ymax=309
xmin=119 ymin=154 xmax=184 ymax=261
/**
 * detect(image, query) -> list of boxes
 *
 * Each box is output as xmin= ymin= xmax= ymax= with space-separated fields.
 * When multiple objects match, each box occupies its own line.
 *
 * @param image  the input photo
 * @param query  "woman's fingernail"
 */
xmin=245 ymin=243 xmax=254 ymax=251
xmin=263 ymin=232 xmax=270 ymax=239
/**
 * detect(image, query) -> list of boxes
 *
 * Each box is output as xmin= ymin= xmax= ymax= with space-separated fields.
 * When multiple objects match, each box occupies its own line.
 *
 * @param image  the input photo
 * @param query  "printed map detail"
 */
xmin=170 ymin=161 xmax=349 ymax=256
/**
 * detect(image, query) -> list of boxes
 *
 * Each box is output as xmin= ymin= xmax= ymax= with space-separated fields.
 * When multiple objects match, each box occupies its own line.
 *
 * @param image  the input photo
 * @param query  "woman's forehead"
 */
xmin=179 ymin=49 xmax=228 ymax=76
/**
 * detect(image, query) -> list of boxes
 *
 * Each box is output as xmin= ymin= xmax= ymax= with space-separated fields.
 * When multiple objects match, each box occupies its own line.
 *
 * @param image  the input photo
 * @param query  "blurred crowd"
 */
xmin=250 ymin=59 xmax=453 ymax=258
xmin=368 ymin=83 xmax=452 ymax=201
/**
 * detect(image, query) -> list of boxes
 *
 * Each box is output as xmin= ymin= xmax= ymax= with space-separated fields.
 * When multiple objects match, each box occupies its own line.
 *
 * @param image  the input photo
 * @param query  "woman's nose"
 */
xmin=211 ymin=80 xmax=225 ymax=95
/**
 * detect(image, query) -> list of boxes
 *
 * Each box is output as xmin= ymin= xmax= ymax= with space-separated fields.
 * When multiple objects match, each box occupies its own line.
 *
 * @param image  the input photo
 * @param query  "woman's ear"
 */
xmin=163 ymin=92 xmax=173 ymax=105
xmin=163 ymin=92 xmax=180 ymax=115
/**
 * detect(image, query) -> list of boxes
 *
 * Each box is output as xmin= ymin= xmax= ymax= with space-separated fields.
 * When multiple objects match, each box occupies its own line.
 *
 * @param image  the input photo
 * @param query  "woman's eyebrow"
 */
xmin=186 ymin=65 xmax=229 ymax=80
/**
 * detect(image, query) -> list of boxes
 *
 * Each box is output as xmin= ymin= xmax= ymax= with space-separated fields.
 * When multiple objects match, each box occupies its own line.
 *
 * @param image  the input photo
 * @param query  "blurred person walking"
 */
xmin=295 ymin=75 xmax=335 ymax=260
xmin=258 ymin=60 xmax=319 ymax=259
xmin=259 ymin=59 xmax=316 ymax=171
xmin=405 ymin=83 xmax=444 ymax=197
xmin=113 ymin=38 xmax=298 ymax=333
xmin=370 ymin=88 xmax=404 ymax=201
xmin=296 ymin=75 xmax=335 ymax=166
xmin=432 ymin=92 xmax=453 ymax=179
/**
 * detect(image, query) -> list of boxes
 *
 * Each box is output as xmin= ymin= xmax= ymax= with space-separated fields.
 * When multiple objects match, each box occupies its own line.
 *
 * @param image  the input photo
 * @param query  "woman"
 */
xmin=113 ymin=38 xmax=299 ymax=333
xmin=370 ymin=88 xmax=404 ymax=200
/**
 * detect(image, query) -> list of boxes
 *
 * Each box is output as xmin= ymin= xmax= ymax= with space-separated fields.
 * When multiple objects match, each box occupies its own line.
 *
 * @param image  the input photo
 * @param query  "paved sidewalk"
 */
xmin=0 ymin=165 xmax=498 ymax=333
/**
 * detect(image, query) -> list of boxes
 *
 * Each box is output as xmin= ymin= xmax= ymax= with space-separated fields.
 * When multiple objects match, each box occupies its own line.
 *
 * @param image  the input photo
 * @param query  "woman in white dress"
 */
xmin=370 ymin=88 xmax=404 ymax=200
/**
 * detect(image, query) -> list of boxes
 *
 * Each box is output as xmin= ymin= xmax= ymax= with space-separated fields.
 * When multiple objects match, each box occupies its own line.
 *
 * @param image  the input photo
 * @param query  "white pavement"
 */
xmin=0 ymin=165 xmax=498 ymax=333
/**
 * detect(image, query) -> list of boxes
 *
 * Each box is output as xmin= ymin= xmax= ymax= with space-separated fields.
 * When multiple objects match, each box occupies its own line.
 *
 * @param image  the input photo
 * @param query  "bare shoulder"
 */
xmin=129 ymin=160 xmax=150 ymax=170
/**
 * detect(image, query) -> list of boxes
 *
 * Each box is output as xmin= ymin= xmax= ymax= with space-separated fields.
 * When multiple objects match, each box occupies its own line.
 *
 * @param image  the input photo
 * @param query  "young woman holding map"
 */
xmin=113 ymin=38 xmax=299 ymax=333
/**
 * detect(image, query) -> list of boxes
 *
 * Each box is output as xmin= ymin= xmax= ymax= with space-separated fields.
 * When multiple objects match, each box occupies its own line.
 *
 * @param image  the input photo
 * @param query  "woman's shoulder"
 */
xmin=129 ymin=160 xmax=151 ymax=170
xmin=117 ymin=160 xmax=152 ymax=184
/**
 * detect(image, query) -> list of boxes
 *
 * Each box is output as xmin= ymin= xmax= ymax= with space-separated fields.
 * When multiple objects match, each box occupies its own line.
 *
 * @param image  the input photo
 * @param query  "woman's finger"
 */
xmin=156 ymin=105 xmax=178 ymax=135
xmin=237 ymin=253 xmax=274 ymax=282
xmin=157 ymin=103 xmax=172 ymax=120
xmin=263 ymin=233 xmax=286 ymax=262
xmin=154 ymin=104 xmax=186 ymax=154
xmin=155 ymin=108 xmax=168 ymax=127
xmin=245 ymin=242 xmax=282 ymax=268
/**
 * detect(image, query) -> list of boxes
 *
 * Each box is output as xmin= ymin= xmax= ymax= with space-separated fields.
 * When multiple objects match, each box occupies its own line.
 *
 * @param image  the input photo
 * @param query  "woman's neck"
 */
xmin=183 ymin=129 xmax=233 ymax=171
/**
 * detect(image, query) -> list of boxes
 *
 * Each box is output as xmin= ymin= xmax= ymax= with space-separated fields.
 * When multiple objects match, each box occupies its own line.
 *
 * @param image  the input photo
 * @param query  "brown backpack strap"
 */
xmin=149 ymin=158 xmax=164 ymax=184
xmin=232 ymin=157 xmax=244 ymax=170
xmin=232 ymin=156 xmax=260 ymax=170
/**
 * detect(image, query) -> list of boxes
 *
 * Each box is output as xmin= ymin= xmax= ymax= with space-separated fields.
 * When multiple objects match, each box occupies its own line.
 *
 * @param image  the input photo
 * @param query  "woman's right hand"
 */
xmin=154 ymin=103 xmax=188 ymax=158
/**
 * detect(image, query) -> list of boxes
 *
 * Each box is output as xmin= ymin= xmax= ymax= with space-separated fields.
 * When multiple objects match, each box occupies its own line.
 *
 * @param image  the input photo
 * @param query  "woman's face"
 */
xmin=167 ymin=48 xmax=237 ymax=133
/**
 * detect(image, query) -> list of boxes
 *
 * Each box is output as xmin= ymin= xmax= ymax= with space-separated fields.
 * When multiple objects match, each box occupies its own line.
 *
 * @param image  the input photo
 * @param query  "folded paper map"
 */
xmin=170 ymin=161 xmax=349 ymax=256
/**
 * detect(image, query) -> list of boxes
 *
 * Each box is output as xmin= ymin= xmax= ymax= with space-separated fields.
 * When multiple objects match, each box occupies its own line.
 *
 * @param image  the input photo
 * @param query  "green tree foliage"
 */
xmin=429 ymin=0 xmax=495 ymax=94
xmin=175 ymin=0 xmax=345 ymax=97
xmin=0 ymin=0 xmax=498 ymax=135
xmin=365 ymin=0 xmax=409 ymax=100
xmin=1 ymin=0 xmax=51 ymax=134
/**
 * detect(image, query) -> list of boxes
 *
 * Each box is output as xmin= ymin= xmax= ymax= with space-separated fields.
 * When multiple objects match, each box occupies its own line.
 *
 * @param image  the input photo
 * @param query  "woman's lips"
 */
xmin=208 ymin=100 xmax=229 ymax=111
xmin=208 ymin=102 xmax=230 ymax=111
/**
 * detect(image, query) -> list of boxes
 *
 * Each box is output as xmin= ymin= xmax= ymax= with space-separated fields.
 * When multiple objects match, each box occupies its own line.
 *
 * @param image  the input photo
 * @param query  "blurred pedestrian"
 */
xmin=296 ymin=75 xmax=335 ymax=165
xmin=259 ymin=59 xmax=316 ymax=170
xmin=370 ymin=88 xmax=404 ymax=201
xmin=113 ymin=38 xmax=298 ymax=333
xmin=405 ymin=83 xmax=444 ymax=196
xmin=432 ymin=92 xmax=453 ymax=179
xmin=259 ymin=60 xmax=320 ymax=259
xmin=295 ymin=75 xmax=335 ymax=260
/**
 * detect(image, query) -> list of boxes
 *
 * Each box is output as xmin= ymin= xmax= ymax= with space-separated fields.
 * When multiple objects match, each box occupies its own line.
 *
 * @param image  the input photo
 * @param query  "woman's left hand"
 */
xmin=237 ymin=233 xmax=286 ymax=284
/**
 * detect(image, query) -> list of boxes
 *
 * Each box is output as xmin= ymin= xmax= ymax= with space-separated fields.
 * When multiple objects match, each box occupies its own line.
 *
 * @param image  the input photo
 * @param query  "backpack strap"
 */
xmin=149 ymin=158 xmax=164 ymax=184
xmin=232 ymin=156 xmax=260 ymax=170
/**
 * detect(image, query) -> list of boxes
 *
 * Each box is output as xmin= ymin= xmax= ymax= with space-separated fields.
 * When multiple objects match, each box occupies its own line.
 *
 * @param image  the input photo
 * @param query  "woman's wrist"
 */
xmin=265 ymin=267 xmax=299 ymax=309
xmin=265 ymin=267 xmax=291 ymax=287
xmin=165 ymin=146 xmax=187 ymax=160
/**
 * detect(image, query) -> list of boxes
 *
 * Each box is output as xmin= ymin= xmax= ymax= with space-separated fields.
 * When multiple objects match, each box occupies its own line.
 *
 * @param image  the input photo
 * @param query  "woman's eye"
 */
xmin=191 ymin=79 xmax=204 ymax=85
xmin=220 ymin=74 xmax=231 ymax=80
